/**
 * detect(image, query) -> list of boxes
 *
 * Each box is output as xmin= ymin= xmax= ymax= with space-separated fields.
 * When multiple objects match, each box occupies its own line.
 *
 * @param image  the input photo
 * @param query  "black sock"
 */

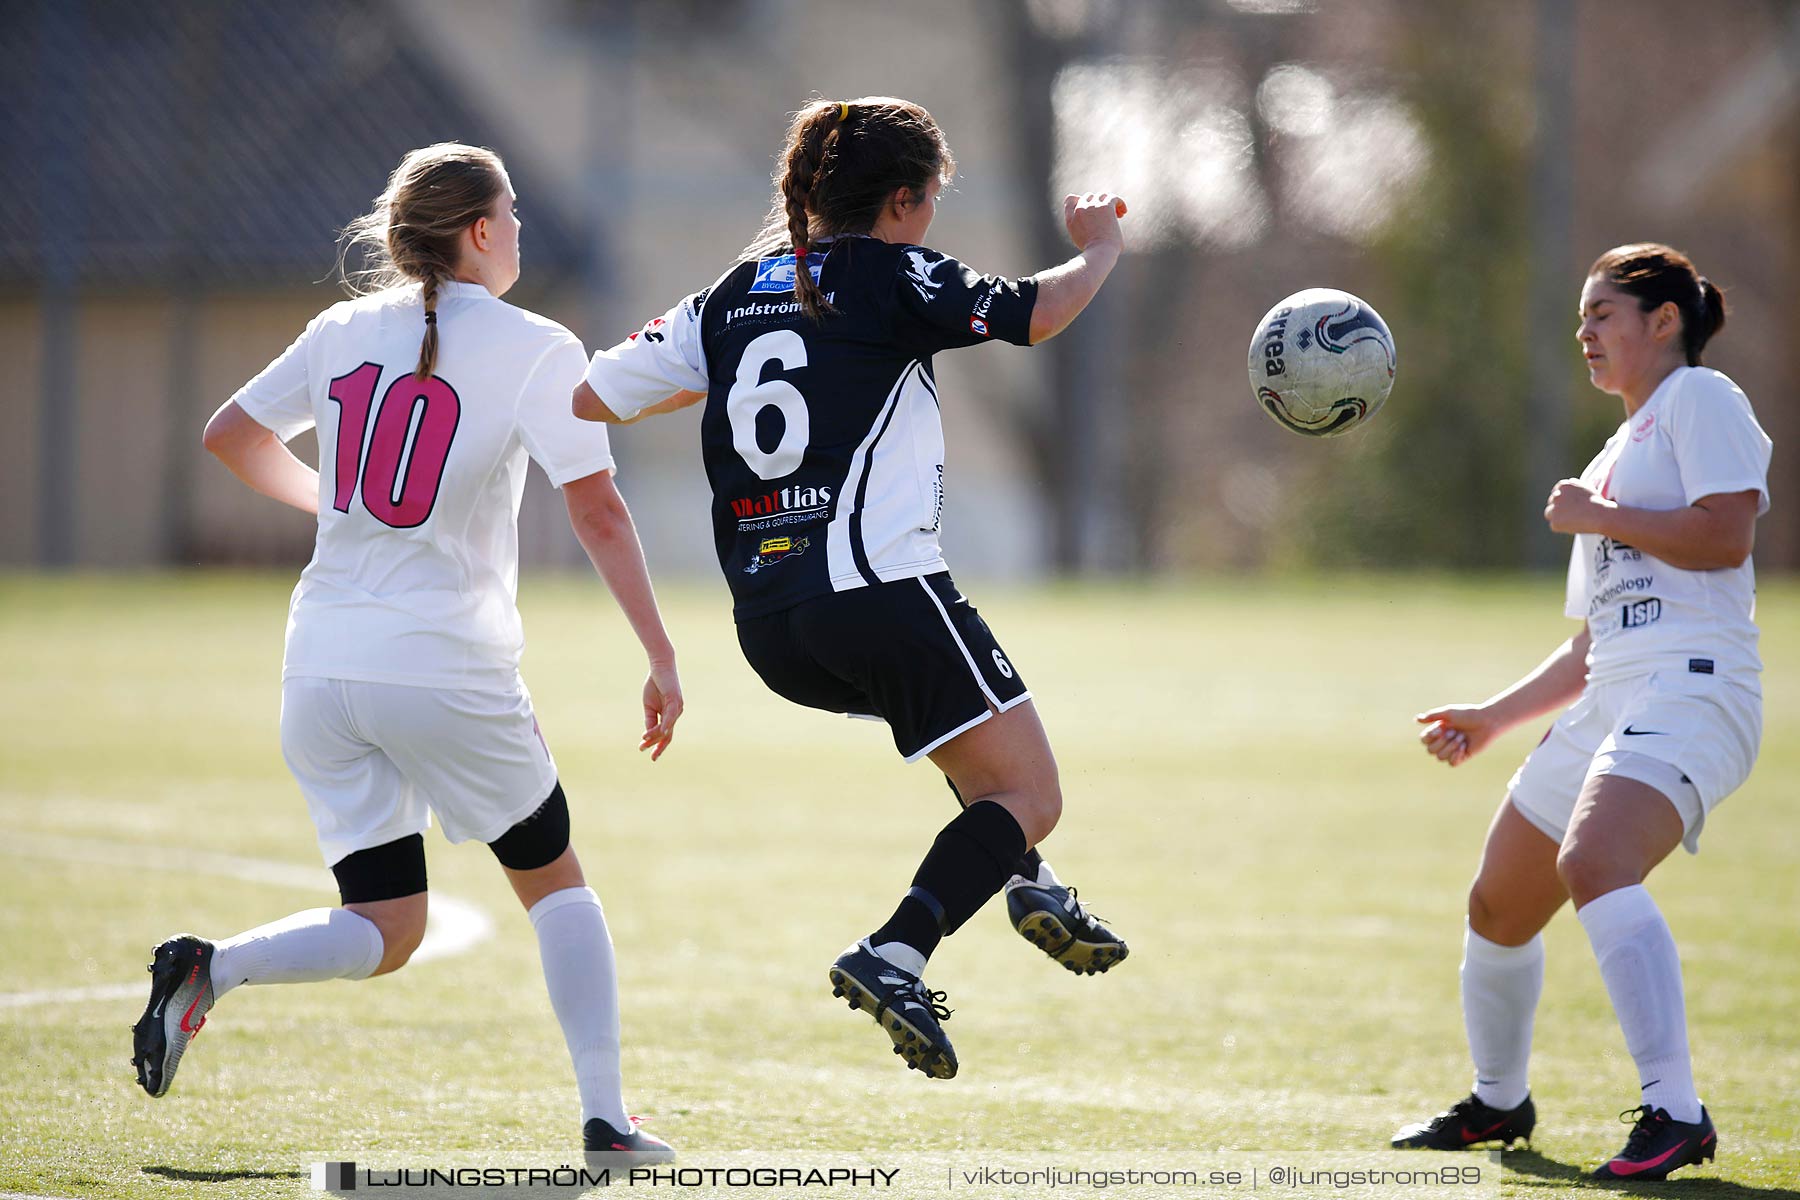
xmin=944 ymin=775 xmax=1042 ymax=881
xmin=869 ymin=801 xmax=1028 ymax=962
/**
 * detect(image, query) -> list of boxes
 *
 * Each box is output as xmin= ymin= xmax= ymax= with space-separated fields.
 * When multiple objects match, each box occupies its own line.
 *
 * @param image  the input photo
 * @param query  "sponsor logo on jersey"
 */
xmin=1631 ymin=410 xmax=1657 ymax=442
xmin=724 ymin=294 xmax=836 ymax=328
xmin=749 ymin=254 xmax=826 ymax=294
xmin=743 ymin=535 xmax=810 ymax=574
xmin=626 ymin=316 xmax=666 ymax=344
xmin=1620 ymin=597 xmax=1662 ymax=629
xmin=969 ymin=316 xmax=989 ymax=337
xmin=1587 ymin=574 xmax=1654 ymax=615
xmin=730 ymin=485 xmax=833 ymax=523
xmin=1593 ymin=535 xmax=1641 ymax=576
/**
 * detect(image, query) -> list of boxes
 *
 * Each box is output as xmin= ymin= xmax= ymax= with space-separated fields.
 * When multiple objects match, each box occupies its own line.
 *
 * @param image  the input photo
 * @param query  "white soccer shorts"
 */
xmin=1507 ymin=667 xmax=1760 ymax=854
xmin=280 ymin=677 xmax=560 ymax=867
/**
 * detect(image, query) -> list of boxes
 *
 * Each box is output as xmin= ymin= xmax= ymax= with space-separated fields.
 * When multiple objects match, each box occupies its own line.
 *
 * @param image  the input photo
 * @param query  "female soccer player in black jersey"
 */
xmin=574 ymin=97 xmax=1127 ymax=1079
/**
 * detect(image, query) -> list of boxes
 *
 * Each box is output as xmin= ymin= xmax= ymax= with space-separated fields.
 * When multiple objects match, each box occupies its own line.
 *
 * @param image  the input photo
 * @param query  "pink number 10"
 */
xmin=326 ymin=363 xmax=462 ymax=528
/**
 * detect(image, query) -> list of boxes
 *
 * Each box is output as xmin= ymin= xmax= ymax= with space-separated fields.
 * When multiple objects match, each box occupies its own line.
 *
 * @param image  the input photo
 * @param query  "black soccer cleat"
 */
xmin=1392 ymin=1093 xmax=1535 ymax=1150
xmin=1592 ymin=1105 xmax=1716 ymax=1181
xmin=1006 ymin=879 xmax=1129 ymax=975
xmin=583 ymin=1115 xmax=676 ymax=1170
xmin=131 ymin=935 xmax=217 ymax=1098
xmin=828 ymin=943 xmax=958 ymax=1080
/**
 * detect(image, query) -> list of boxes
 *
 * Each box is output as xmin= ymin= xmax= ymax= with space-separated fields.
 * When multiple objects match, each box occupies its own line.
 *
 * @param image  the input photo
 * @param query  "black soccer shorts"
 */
xmin=735 ymin=572 xmax=1031 ymax=761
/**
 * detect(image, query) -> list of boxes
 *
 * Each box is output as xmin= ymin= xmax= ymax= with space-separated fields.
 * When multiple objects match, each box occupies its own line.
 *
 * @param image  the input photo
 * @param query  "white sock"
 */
xmin=530 ymin=886 xmax=628 ymax=1130
xmin=867 ymin=938 xmax=928 ymax=979
xmin=209 ymin=908 xmax=385 ymax=998
xmin=1461 ymin=923 xmax=1542 ymax=1112
xmin=1577 ymin=885 xmax=1702 ymax=1123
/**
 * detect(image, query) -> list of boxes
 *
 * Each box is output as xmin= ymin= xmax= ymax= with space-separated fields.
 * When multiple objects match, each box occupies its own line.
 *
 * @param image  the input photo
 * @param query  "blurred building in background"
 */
xmin=3 ymin=0 xmax=1796 ymax=576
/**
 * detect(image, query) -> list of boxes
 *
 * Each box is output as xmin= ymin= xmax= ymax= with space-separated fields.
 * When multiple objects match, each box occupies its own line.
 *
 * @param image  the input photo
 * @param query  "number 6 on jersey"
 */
xmin=728 ymin=330 xmax=810 ymax=480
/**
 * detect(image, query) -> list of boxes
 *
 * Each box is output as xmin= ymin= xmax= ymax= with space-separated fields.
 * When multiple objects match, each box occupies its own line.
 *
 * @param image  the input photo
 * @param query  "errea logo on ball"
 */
xmin=1260 ymin=306 xmax=1294 ymax=377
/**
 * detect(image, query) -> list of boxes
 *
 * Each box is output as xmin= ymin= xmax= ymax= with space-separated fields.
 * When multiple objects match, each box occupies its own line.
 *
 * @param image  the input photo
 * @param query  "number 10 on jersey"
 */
xmin=327 ymin=363 xmax=461 ymax=528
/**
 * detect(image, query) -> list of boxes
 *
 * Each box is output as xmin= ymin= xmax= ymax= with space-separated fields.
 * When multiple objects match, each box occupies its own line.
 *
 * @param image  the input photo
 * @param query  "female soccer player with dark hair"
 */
xmin=132 ymin=143 xmax=678 ymax=1161
xmin=573 ymin=97 xmax=1128 ymax=1079
xmin=1394 ymin=244 xmax=1770 ymax=1180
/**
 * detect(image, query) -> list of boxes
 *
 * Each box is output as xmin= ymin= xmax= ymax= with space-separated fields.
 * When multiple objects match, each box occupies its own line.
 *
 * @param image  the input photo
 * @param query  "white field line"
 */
xmin=0 ymin=833 xmax=494 ymax=1010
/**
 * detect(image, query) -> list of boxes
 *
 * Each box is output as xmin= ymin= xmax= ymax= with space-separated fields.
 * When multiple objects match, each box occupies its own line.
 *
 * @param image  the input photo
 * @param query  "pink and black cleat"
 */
xmin=130 ymin=934 xmax=216 ymax=1097
xmin=583 ymin=1115 xmax=676 ymax=1169
xmin=1592 ymin=1105 xmax=1716 ymax=1181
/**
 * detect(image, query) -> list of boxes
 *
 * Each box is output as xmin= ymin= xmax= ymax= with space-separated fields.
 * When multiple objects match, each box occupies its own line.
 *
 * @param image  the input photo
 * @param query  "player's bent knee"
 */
xmin=1468 ymin=881 xmax=1512 ymax=949
xmin=1466 ymin=882 xmax=1495 ymax=934
xmin=368 ymin=917 xmax=426 ymax=977
xmin=343 ymin=892 xmax=429 ymax=977
xmin=488 ymin=781 xmax=572 ymax=871
xmin=1032 ymin=780 xmax=1064 ymax=837
xmin=1554 ymin=843 xmax=1632 ymax=908
xmin=1001 ymin=783 xmax=1061 ymax=848
xmin=1466 ymin=882 xmax=1529 ymax=945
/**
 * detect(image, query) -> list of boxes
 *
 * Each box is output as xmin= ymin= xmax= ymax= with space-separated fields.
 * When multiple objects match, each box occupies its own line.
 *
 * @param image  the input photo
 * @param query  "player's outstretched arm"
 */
xmin=1027 ymin=192 xmax=1127 ymax=345
xmin=201 ymin=400 xmax=320 ymax=515
xmin=563 ymin=469 xmax=683 ymax=760
xmin=572 ymin=380 xmax=706 ymax=425
xmin=1416 ymin=625 xmax=1591 ymax=768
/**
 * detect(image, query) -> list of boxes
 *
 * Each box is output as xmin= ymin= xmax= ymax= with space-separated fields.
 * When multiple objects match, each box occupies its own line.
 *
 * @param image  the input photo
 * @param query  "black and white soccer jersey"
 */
xmin=585 ymin=236 xmax=1037 ymax=619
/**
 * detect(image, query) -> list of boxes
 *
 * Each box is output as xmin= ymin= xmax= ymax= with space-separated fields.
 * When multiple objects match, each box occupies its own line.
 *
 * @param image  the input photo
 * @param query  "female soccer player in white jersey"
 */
xmin=1393 ymin=244 xmax=1770 ymax=1180
xmin=131 ymin=143 xmax=679 ymax=1161
xmin=571 ymin=97 xmax=1128 ymax=1080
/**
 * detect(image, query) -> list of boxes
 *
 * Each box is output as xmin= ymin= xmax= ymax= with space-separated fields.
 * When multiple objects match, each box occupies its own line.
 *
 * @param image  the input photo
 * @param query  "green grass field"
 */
xmin=2 ymin=573 xmax=1796 ymax=1198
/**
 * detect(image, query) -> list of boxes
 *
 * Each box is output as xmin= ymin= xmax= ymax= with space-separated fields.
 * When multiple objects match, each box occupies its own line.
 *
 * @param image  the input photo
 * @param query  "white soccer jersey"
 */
xmin=1565 ymin=366 xmax=1771 ymax=685
xmin=233 ymin=281 xmax=613 ymax=689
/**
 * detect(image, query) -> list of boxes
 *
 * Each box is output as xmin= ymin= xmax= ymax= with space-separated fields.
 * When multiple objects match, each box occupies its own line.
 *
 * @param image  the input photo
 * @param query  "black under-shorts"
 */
xmin=735 ymin=572 xmax=1030 ymax=761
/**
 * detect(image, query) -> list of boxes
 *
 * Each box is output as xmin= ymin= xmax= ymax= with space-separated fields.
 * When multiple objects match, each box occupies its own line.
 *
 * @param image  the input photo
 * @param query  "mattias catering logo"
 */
xmin=730 ymin=484 xmax=833 ymax=529
xmin=744 ymin=535 xmax=810 ymax=574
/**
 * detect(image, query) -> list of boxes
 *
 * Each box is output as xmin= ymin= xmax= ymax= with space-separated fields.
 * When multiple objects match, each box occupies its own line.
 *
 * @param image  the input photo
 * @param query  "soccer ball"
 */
xmin=1248 ymin=289 xmax=1396 ymax=438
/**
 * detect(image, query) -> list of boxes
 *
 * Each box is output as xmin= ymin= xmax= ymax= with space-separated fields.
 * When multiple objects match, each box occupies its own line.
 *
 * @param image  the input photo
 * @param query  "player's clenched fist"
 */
xmin=1063 ymin=192 xmax=1127 ymax=254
